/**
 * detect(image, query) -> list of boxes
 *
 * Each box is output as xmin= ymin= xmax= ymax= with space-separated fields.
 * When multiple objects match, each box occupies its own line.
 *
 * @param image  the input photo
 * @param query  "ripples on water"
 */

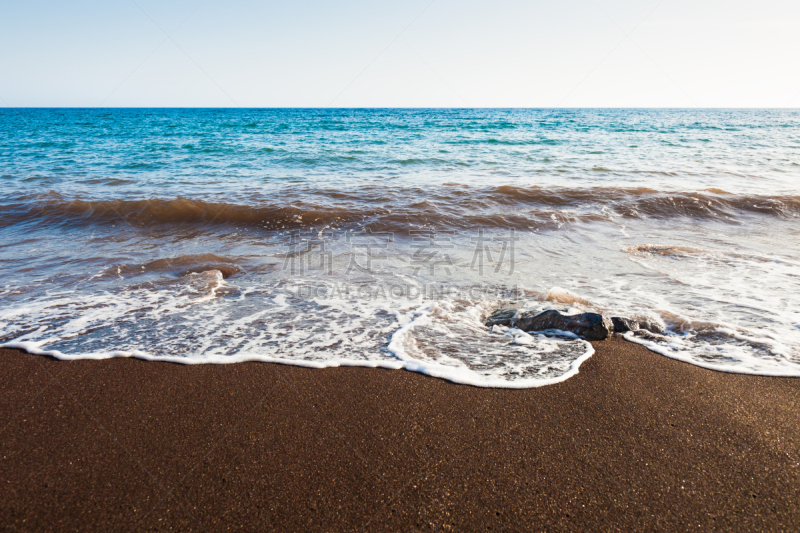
xmin=1 ymin=109 xmax=799 ymax=387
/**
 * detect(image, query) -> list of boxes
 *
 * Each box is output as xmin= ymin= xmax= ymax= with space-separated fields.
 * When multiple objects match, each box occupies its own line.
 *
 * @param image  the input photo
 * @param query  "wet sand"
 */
xmin=1 ymin=337 xmax=798 ymax=531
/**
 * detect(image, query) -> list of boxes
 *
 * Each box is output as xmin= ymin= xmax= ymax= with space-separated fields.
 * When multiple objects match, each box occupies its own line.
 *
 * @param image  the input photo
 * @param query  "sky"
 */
xmin=1 ymin=0 xmax=799 ymax=108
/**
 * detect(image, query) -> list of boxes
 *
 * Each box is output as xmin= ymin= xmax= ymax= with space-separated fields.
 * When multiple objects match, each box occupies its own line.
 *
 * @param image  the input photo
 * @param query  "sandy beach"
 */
xmin=1 ymin=337 xmax=798 ymax=531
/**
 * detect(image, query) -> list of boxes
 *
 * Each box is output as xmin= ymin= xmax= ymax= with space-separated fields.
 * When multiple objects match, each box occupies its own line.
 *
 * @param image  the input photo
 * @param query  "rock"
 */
xmin=514 ymin=310 xmax=613 ymax=341
xmin=485 ymin=303 xmax=618 ymax=340
xmin=638 ymin=317 xmax=665 ymax=334
xmin=611 ymin=316 xmax=639 ymax=333
xmin=611 ymin=316 xmax=665 ymax=334
xmin=485 ymin=302 xmax=524 ymax=327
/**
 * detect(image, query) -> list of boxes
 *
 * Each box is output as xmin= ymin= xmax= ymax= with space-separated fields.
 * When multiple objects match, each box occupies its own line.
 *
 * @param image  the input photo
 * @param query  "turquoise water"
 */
xmin=3 ymin=108 xmax=800 ymax=195
xmin=1 ymin=109 xmax=800 ymax=386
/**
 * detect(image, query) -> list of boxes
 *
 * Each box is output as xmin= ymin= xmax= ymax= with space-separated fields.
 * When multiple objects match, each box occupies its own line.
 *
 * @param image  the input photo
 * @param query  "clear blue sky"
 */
xmin=1 ymin=0 xmax=798 ymax=107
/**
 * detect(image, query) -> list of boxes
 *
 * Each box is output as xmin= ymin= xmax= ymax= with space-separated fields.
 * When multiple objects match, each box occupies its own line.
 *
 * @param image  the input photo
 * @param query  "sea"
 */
xmin=1 ymin=108 xmax=799 ymax=388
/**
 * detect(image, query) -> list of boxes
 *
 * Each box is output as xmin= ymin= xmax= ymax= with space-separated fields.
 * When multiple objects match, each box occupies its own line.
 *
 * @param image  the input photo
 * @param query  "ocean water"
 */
xmin=1 ymin=108 xmax=799 ymax=387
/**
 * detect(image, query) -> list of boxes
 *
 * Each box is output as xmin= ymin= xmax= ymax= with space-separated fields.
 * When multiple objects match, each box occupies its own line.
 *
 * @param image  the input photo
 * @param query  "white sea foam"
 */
xmin=599 ymin=243 xmax=800 ymax=376
xmin=3 ymin=231 xmax=800 ymax=385
xmin=0 ymin=277 xmax=595 ymax=387
xmin=386 ymin=300 xmax=594 ymax=388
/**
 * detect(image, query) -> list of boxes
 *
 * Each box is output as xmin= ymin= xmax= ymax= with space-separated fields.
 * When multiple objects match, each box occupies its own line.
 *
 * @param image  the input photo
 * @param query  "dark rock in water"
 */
xmin=485 ymin=303 xmax=616 ymax=340
xmin=485 ymin=302 xmax=523 ymax=327
xmin=514 ymin=310 xmax=614 ymax=341
xmin=612 ymin=316 xmax=639 ymax=333
xmin=611 ymin=316 xmax=665 ymax=334
xmin=638 ymin=318 xmax=665 ymax=334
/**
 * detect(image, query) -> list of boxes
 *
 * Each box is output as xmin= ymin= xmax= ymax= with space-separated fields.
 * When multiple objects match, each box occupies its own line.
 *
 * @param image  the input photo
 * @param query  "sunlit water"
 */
xmin=1 ymin=108 xmax=799 ymax=387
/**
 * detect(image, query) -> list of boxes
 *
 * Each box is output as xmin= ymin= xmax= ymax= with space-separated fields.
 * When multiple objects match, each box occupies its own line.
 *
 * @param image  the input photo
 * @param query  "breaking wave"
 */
xmin=1 ymin=187 xmax=798 ymax=233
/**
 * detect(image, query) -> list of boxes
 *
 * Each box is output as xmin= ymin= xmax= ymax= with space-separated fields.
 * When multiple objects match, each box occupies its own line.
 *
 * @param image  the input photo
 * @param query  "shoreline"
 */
xmin=1 ymin=337 xmax=798 ymax=531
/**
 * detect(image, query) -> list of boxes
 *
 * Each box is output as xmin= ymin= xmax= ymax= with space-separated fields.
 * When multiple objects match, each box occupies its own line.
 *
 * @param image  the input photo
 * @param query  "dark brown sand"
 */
xmin=1 ymin=337 xmax=798 ymax=532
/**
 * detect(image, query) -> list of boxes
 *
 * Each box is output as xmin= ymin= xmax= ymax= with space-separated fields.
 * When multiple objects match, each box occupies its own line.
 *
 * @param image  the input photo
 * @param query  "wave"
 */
xmin=1 ymin=187 xmax=798 ymax=233
xmin=0 ymin=196 xmax=378 ymax=231
xmin=487 ymin=185 xmax=800 ymax=218
xmin=106 ymin=254 xmax=243 ymax=279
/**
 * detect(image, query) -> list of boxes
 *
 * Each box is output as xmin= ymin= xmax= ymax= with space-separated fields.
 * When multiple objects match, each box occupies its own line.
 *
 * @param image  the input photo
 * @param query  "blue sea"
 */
xmin=1 ymin=108 xmax=799 ymax=387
